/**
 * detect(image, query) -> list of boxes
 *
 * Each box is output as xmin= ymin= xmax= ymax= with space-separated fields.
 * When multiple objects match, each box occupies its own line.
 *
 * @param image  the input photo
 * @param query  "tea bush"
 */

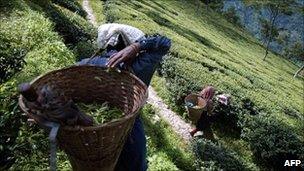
xmin=28 ymin=1 xmax=96 ymax=47
xmin=142 ymin=104 xmax=196 ymax=171
xmin=89 ymin=0 xmax=106 ymax=25
xmin=241 ymin=115 xmax=304 ymax=169
xmin=51 ymin=0 xmax=87 ymax=18
xmin=192 ymin=138 xmax=258 ymax=171
xmin=0 ymin=0 xmax=74 ymax=168
xmin=0 ymin=35 xmax=26 ymax=83
xmin=102 ymin=0 xmax=303 ymax=169
xmin=73 ymin=39 xmax=97 ymax=61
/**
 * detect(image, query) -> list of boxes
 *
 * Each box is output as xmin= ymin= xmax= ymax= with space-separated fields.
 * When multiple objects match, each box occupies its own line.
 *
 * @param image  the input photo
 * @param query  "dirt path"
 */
xmin=82 ymin=0 xmax=97 ymax=26
xmin=147 ymin=87 xmax=192 ymax=142
xmin=82 ymin=0 xmax=192 ymax=143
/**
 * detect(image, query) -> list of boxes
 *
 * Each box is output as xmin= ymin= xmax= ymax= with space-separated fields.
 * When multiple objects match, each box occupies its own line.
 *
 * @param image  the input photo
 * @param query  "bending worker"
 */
xmin=77 ymin=23 xmax=171 ymax=171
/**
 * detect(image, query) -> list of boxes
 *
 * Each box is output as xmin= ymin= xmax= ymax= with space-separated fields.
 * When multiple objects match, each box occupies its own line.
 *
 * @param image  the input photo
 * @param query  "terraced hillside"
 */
xmin=1 ymin=0 xmax=303 ymax=170
xmin=97 ymin=0 xmax=304 ymax=170
xmin=0 ymin=0 xmax=194 ymax=170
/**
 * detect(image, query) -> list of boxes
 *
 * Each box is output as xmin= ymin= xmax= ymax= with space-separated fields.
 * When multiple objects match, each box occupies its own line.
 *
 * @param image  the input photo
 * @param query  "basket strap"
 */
xmin=45 ymin=122 xmax=60 ymax=171
xmin=85 ymin=48 xmax=104 ymax=64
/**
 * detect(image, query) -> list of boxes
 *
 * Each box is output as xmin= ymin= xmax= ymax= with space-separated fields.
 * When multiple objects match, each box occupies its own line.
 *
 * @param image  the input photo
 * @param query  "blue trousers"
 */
xmin=115 ymin=117 xmax=147 ymax=171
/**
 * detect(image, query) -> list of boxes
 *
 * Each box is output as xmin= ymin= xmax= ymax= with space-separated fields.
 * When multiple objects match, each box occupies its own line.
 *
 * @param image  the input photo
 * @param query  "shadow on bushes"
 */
xmin=192 ymin=138 xmax=255 ymax=170
xmin=51 ymin=0 xmax=87 ymax=18
xmin=45 ymin=4 xmax=95 ymax=44
xmin=142 ymin=105 xmax=195 ymax=171
xmin=212 ymin=101 xmax=242 ymax=139
xmin=241 ymin=115 xmax=304 ymax=170
xmin=0 ymin=36 xmax=27 ymax=83
xmin=26 ymin=0 xmax=97 ymax=59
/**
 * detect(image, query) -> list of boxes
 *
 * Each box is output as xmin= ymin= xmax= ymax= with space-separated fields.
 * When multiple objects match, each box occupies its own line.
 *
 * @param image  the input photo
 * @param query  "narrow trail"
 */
xmin=147 ymin=87 xmax=192 ymax=142
xmin=82 ymin=0 xmax=97 ymax=26
xmin=81 ymin=0 xmax=192 ymax=143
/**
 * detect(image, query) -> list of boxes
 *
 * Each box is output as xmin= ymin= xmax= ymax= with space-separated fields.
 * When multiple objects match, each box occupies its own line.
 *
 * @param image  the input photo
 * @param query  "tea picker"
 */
xmin=185 ymin=86 xmax=230 ymax=138
xmin=18 ymin=23 xmax=171 ymax=171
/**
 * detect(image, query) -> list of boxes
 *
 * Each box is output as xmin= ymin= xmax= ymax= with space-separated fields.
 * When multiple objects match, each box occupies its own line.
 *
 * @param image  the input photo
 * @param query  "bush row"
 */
xmin=101 ymin=1 xmax=304 ymax=169
xmin=27 ymin=0 xmax=97 ymax=59
xmin=0 ymin=0 xmax=76 ymax=169
xmin=192 ymin=138 xmax=258 ymax=171
xmin=241 ymin=115 xmax=304 ymax=170
xmin=161 ymin=56 xmax=304 ymax=169
xmin=51 ymin=0 xmax=87 ymax=18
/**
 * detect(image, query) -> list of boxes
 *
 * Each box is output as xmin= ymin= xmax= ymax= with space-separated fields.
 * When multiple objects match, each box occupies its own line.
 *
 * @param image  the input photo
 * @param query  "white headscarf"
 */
xmin=97 ymin=23 xmax=145 ymax=49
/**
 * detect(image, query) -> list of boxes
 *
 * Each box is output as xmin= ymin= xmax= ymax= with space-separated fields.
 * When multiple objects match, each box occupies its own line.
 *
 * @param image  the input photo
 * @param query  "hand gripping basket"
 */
xmin=18 ymin=66 xmax=148 ymax=171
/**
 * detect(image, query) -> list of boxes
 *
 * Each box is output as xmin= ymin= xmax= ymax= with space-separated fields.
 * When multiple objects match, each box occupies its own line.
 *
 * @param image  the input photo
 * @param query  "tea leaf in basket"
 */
xmin=77 ymin=102 xmax=124 ymax=125
xmin=94 ymin=76 xmax=102 ymax=82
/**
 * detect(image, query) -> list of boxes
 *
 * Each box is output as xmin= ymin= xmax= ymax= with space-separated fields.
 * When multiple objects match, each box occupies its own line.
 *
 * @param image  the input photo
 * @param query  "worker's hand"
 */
xmin=199 ymin=86 xmax=215 ymax=101
xmin=106 ymin=43 xmax=140 ymax=68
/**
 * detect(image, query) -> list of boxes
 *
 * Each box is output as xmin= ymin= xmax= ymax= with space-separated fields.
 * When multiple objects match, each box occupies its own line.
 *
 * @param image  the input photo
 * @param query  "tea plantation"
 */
xmin=99 ymin=0 xmax=303 ymax=170
xmin=0 ymin=0 xmax=303 ymax=170
xmin=0 ymin=0 xmax=193 ymax=170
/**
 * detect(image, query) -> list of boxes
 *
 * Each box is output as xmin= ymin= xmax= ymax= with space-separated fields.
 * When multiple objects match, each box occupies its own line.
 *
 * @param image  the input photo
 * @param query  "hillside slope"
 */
xmin=101 ymin=0 xmax=303 ymax=170
xmin=103 ymin=0 xmax=303 ymax=132
xmin=1 ymin=0 xmax=303 ymax=170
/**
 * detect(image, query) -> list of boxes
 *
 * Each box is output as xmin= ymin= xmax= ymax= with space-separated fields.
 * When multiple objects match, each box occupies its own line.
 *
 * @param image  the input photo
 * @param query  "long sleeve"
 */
xmin=131 ymin=35 xmax=171 ymax=86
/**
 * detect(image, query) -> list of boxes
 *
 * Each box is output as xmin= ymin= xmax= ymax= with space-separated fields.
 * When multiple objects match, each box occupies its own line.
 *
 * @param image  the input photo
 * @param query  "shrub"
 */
xmin=0 ymin=1 xmax=75 ymax=168
xmin=9 ymin=123 xmax=72 ymax=170
xmin=0 ymin=35 xmax=26 ymax=83
xmin=73 ymin=39 xmax=98 ymax=61
xmin=192 ymin=138 xmax=257 ymax=171
xmin=142 ymin=104 xmax=196 ymax=171
xmin=162 ymin=56 xmax=202 ymax=104
xmin=51 ymin=0 xmax=87 ymax=18
xmin=212 ymin=100 xmax=243 ymax=138
xmin=89 ymin=0 xmax=106 ymax=24
xmin=241 ymin=115 xmax=304 ymax=169
xmin=31 ymin=2 xmax=97 ymax=46
xmin=223 ymin=7 xmax=242 ymax=26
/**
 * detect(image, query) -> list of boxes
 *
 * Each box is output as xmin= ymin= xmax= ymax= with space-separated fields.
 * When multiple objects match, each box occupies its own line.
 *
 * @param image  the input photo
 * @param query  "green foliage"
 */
xmin=10 ymin=123 xmax=71 ymax=170
xmin=73 ymin=39 xmax=97 ymax=61
xmin=27 ymin=0 xmax=97 ymax=50
xmin=45 ymin=3 xmax=97 ymax=45
xmin=28 ymin=0 xmax=98 ymax=59
xmin=192 ymin=138 xmax=258 ymax=171
xmin=142 ymin=104 xmax=196 ymax=171
xmin=89 ymin=0 xmax=106 ymax=25
xmin=241 ymin=115 xmax=304 ymax=169
xmin=0 ymin=35 xmax=26 ymax=83
xmin=51 ymin=0 xmax=87 ymax=18
xmin=102 ymin=0 xmax=303 ymax=170
xmin=0 ymin=0 xmax=75 ymax=168
xmin=78 ymin=102 xmax=123 ymax=125
xmin=223 ymin=7 xmax=241 ymax=26
xmin=259 ymin=18 xmax=279 ymax=44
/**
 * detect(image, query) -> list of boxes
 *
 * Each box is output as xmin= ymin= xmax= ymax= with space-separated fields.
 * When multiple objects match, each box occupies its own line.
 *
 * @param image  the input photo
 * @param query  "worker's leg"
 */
xmin=115 ymin=116 xmax=147 ymax=171
xmin=196 ymin=111 xmax=215 ymax=140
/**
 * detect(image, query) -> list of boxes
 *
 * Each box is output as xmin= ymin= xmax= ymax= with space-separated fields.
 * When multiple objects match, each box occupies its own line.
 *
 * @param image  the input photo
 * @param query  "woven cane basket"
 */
xmin=184 ymin=94 xmax=207 ymax=123
xmin=18 ymin=66 xmax=148 ymax=171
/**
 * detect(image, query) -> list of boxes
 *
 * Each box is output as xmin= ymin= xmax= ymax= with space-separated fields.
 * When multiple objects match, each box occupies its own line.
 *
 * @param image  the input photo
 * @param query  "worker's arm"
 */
xmin=131 ymin=35 xmax=171 ymax=86
xmin=107 ymin=35 xmax=171 ymax=86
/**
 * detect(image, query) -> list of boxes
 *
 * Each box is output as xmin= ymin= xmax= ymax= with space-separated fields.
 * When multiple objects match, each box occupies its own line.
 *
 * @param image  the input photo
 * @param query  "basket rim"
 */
xmin=18 ymin=65 xmax=148 ymax=131
xmin=184 ymin=93 xmax=207 ymax=109
xmin=30 ymin=65 xmax=148 ymax=90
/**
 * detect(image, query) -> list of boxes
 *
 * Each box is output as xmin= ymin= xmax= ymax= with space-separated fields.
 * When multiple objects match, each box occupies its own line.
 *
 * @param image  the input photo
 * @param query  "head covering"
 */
xmin=97 ymin=23 xmax=145 ymax=49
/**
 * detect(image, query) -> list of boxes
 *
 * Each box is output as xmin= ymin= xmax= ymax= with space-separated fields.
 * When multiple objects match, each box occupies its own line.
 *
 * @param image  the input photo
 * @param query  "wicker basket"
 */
xmin=184 ymin=94 xmax=207 ymax=123
xmin=18 ymin=66 xmax=148 ymax=171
